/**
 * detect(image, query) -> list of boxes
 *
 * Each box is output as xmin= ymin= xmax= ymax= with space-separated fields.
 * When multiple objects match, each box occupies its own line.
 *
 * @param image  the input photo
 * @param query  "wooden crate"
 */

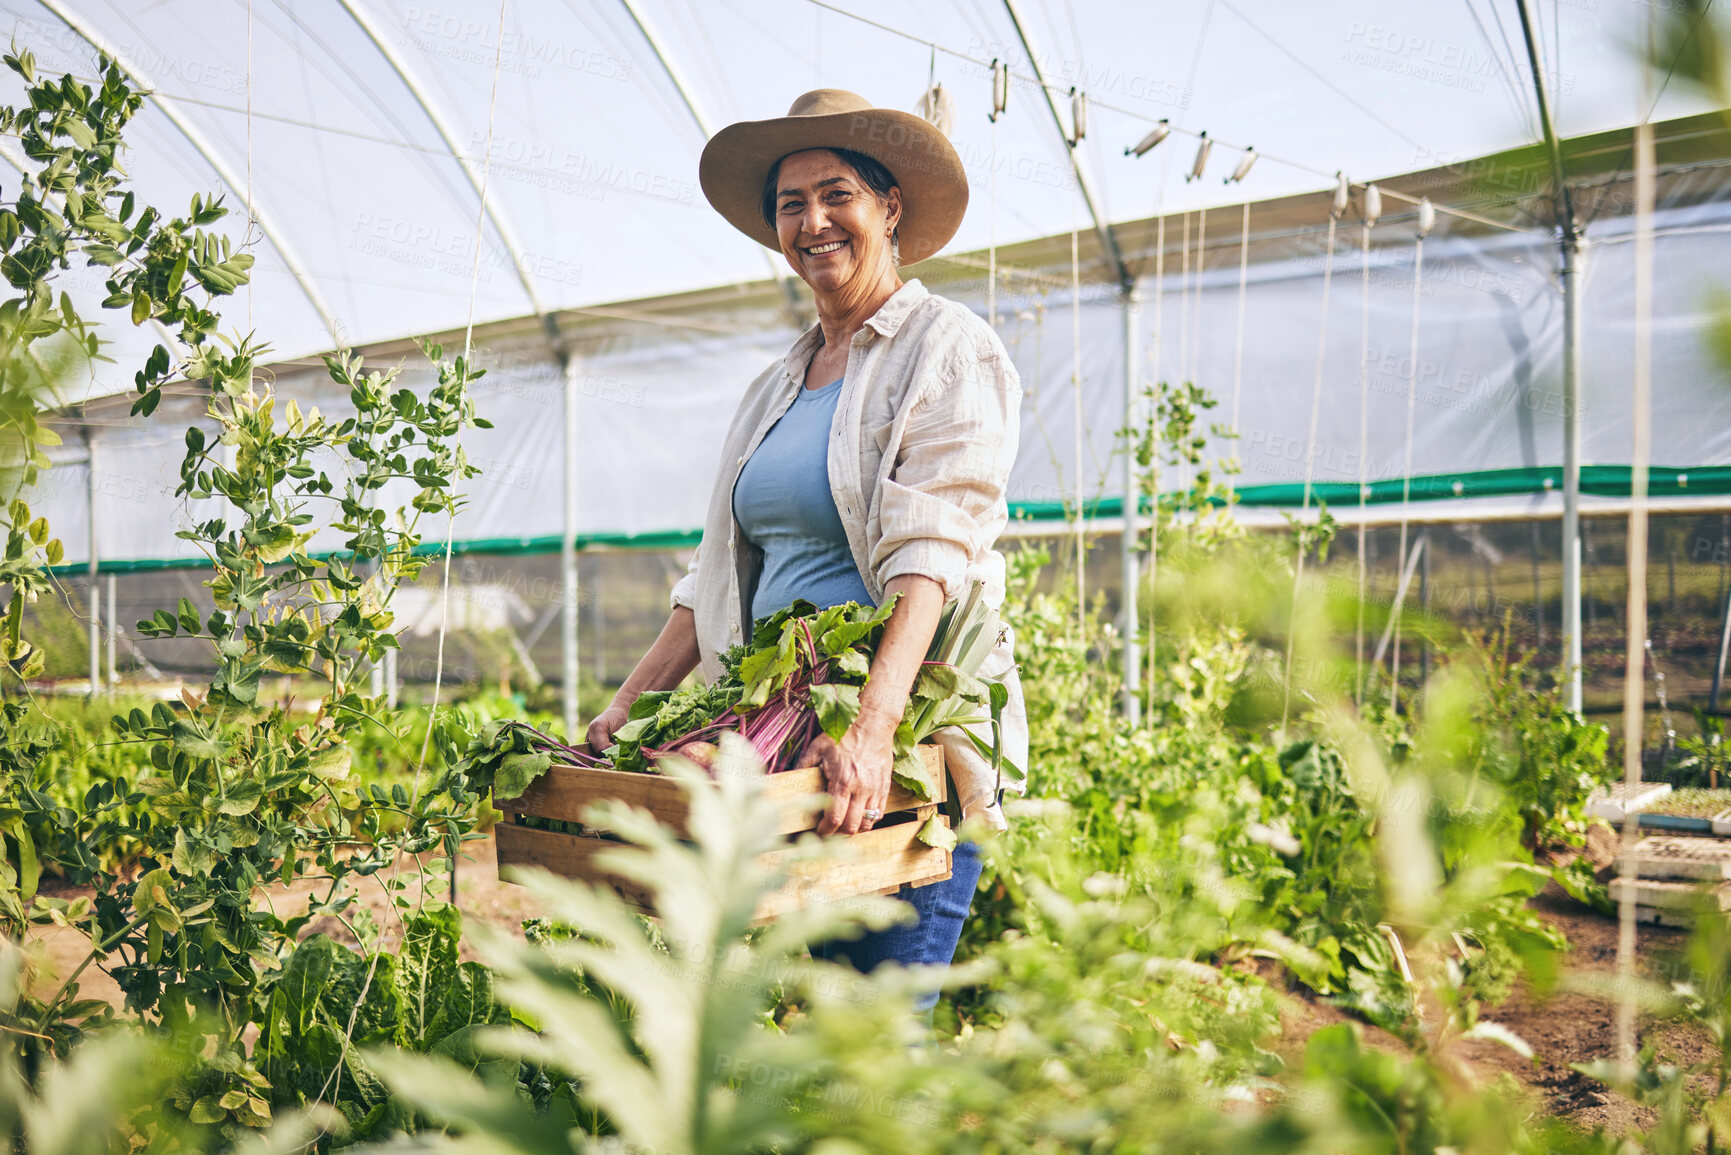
xmin=496 ymin=743 xmax=944 ymax=837
xmin=495 ymin=743 xmax=952 ymax=921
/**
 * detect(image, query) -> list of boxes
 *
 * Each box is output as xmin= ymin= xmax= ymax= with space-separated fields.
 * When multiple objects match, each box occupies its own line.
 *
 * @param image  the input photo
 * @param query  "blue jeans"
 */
xmin=817 ymin=841 xmax=984 ymax=1012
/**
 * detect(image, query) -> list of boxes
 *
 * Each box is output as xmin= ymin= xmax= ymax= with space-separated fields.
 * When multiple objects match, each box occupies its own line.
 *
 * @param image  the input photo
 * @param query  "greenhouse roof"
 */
xmin=0 ymin=0 xmax=1713 ymax=402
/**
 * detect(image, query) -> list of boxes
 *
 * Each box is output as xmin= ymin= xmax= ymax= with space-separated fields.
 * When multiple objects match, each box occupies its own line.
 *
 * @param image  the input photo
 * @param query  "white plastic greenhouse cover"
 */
xmin=2 ymin=0 xmax=1726 ymax=567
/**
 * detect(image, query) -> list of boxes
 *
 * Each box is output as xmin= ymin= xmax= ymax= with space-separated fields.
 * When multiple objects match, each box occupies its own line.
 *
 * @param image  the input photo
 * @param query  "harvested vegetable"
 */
xmin=460 ymin=583 xmax=1020 ymax=803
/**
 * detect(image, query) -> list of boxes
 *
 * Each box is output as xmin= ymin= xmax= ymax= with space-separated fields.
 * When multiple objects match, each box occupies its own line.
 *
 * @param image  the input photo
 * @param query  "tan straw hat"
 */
xmin=699 ymin=89 xmax=968 ymax=266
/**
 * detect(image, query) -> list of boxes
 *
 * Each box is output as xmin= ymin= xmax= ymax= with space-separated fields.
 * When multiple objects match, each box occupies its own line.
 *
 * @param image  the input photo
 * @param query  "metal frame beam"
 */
xmin=615 ymin=0 xmax=806 ymax=329
xmin=1000 ymin=0 xmax=1133 ymax=294
xmin=1515 ymin=0 xmax=1584 ymax=712
xmin=37 ymin=0 xmax=344 ymax=346
xmin=338 ymin=0 xmax=569 ymax=359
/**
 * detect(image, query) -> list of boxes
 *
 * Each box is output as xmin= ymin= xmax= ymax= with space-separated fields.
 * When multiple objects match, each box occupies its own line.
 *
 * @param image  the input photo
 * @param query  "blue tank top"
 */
xmin=731 ymin=377 xmax=875 ymax=624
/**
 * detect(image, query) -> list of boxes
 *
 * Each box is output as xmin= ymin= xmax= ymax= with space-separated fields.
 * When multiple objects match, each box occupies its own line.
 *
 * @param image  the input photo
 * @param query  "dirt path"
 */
xmin=1269 ymin=891 xmax=1713 ymax=1137
xmin=1447 ymin=891 xmax=1713 ymax=1135
xmin=27 ymin=832 xmax=549 ymax=1011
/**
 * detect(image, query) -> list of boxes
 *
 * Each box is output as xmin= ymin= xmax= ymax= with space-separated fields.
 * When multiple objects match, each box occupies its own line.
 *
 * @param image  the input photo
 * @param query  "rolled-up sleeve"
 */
xmin=669 ymin=543 xmax=701 ymax=610
xmin=871 ymin=343 xmax=1020 ymax=600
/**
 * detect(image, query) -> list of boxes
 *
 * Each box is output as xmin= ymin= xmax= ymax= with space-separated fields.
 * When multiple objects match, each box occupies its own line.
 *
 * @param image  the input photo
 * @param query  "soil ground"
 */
xmin=24 ymin=833 xmax=1718 ymax=1140
xmin=1270 ymin=889 xmax=1711 ymax=1137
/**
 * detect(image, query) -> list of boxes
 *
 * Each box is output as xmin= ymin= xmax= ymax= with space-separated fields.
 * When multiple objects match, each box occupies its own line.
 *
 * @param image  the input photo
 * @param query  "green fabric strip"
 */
xmin=50 ymin=464 xmax=1731 ymax=574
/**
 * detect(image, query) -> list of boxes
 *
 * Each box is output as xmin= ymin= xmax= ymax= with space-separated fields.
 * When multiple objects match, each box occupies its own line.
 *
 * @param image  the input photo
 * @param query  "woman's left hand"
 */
xmin=803 ymin=706 xmax=897 ymax=835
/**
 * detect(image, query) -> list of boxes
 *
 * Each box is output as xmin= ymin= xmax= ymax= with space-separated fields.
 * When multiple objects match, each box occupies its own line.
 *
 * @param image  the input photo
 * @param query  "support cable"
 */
xmin=1145 ymin=204 xmax=1166 ymax=708
xmin=988 ymin=59 xmax=1007 ymax=330
xmin=1191 ymin=207 xmax=1207 ymax=390
xmin=1228 ymin=200 xmax=1250 ymax=499
xmin=1356 ymin=208 xmax=1373 ymax=705
xmin=1616 ymin=69 xmax=1659 ymax=1093
xmin=1070 ymin=177 xmax=1086 ymax=636
xmin=1280 ymin=212 xmax=1340 ymax=734
xmin=1391 ymin=205 xmax=1434 ymax=713
xmin=413 ymin=0 xmax=509 ymax=794
xmin=1178 ymin=214 xmax=1191 ymax=403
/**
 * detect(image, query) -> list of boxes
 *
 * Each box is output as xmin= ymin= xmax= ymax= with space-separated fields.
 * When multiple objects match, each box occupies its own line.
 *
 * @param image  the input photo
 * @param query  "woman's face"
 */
xmin=771 ymin=149 xmax=901 ymax=296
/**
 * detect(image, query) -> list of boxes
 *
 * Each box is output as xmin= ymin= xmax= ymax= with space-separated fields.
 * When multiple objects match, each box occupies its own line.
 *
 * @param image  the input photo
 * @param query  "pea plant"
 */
xmin=26 ymin=339 xmax=495 ymax=1128
xmin=0 ymin=41 xmax=260 ymax=1053
xmin=0 ymin=46 xmax=253 ymax=682
xmin=0 ymin=41 xmax=498 ymax=1137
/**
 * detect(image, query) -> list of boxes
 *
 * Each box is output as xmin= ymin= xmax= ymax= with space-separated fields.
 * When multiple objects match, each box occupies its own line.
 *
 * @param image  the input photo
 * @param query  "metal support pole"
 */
xmin=590 ymin=561 xmax=605 ymax=682
xmin=1713 ymin=577 xmax=1731 ymax=715
xmin=105 ymin=574 xmax=116 ymax=686
xmin=1561 ymin=235 xmax=1585 ymax=712
xmin=1120 ymin=286 xmax=1141 ymax=724
xmin=562 ymin=358 xmax=581 ymax=741
xmin=384 ymin=647 xmax=398 ymax=709
xmin=86 ymin=436 xmax=99 ymax=697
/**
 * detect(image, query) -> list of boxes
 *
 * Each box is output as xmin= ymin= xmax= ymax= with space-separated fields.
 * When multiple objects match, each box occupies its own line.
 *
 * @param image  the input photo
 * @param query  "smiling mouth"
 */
xmin=803 ymin=239 xmax=847 ymax=257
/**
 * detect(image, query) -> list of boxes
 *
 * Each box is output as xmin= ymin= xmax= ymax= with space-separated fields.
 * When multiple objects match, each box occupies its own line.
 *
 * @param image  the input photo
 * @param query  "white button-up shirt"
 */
xmin=671 ymin=279 xmax=1026 ymax=825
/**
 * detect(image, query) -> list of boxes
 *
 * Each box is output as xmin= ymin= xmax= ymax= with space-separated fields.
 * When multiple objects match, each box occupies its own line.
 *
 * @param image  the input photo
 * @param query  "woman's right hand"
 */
xmin=585 ymin=703 xmax=631 ymax=751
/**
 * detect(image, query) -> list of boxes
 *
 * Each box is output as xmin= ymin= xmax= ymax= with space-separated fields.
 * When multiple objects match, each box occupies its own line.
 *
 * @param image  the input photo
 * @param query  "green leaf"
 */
xmin=2 ymin=817 xmax=36 ymax=900
xmin=810 ymin=682 xmax=861 ymax=743
xmin=396 ymin=903 xmax=462 ymax=1049
xmin=891 ymin=750 xmax=936 ymax=800
xmin=494 ymin=751 xmax=551 ymax=802
xmin=916 ymin=813 xmax=957 ymax=850
xmin=832 ymin=649 xmax=871 ymax=680
xmin=819 ymin=619 xmax=884 ymax=655
xmin=245 ymin=523 xmax=297 ymax=563
xmin=172 ymin=725 xmax=229 ymax=760
xmin=171 ymin=827 xmax=217 ymax=876
xmin=424 ymin=961 xmax=504 ymax=1051
xmin=307 ymin=745 xmax=351 ymax=781
xmin=273 ymin=934 xmax=337 ymax=1036
xmin=611 ymin=716 xmax=655 ymax=746
xmin=215 ymin=776 xmax=263 ymax=816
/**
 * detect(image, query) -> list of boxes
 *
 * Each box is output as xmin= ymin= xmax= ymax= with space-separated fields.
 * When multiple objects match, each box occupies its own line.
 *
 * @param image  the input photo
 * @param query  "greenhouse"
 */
xmin=0 ymin=0 xmax=1724 ymax=1150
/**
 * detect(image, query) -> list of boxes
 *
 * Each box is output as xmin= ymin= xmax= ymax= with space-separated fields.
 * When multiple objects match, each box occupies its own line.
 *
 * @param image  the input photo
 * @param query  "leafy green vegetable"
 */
xmin=916 ymin=813 xmax=957 ymax=850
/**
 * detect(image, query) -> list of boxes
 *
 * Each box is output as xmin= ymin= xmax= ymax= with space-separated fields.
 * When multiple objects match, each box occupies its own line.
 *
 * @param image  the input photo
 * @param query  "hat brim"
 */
xmin=699 ymin=107 xmax=968 ymax=267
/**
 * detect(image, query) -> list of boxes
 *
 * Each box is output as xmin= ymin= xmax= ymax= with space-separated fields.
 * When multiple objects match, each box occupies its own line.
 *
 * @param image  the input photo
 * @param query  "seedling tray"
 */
xmin=495 ymin=743 xmax=952 ymax=921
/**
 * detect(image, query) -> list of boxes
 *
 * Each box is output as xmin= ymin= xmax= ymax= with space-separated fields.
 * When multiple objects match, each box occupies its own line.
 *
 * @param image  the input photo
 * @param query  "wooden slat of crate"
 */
xmin=497 ymin=743 xmax=945 ymax=837
xmin=495 ymin=807 xmax=953 ymax=923
xmin=752 ymin=806 xmax=950 ymax=923
xmin=494 ymin=822 xmax=653 ymax=908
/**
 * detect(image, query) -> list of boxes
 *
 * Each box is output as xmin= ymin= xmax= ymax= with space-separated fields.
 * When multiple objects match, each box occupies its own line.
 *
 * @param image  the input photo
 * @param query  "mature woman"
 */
xmin=586 ymin=89 xmax=1026 ymax=994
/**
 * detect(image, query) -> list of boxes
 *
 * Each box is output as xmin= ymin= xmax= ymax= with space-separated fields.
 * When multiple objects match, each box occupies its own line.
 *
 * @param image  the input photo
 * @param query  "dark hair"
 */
xmin=760 ymin=147 xmax=900 ymax=249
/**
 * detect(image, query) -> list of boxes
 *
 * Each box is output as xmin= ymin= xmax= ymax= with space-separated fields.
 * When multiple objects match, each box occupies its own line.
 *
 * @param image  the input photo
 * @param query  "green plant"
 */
xmin=0 ymin=45 xmax=267 ymax=1068
xmin=0 ymin=46 xmax=257 ymax=670
xmin=362 ymin=734 xmax=908 ymax=1154
xmin=254 ymin=902 xmax=512 ymax=1143
xmin=14 ymin=339 xmax=497 ymax=1131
